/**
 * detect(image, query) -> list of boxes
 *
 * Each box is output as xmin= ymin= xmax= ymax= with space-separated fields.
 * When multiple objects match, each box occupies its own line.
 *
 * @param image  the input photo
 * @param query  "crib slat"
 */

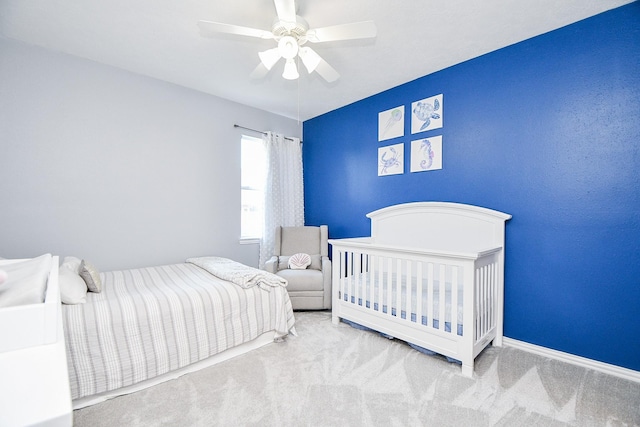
xmin=355 ymin=252 xmax=361 ymax=306
xmin=484 ymin=264 xmax=493 ymax=334
xmin=394 ymin=258 xmax=400 ymax=317
xmin=338 ymin=251 xmax=346 ymax=300
xmin=480 ymin=265 xmax=486 ymax=338
xmin=427 ymin=263 xmax=433 ymax=329
xmin=439 ymin=264 xmax=446 ymax=332
xmin=386 ymin=257 xmax=393 ymax=316
xmin=353 ymin=251 xmax=358 ymax=305
xmin=416 ymin=262 xmax=423 ymax=326
xmin=488 ymin=264 xmax=492 ymax=335
xmin=480 ymin=265 xmax=486 ymax=337
xmin=347 ymin=251 xmax=353 ymax=304
xmin=484 ymin=265 xmax=489 ymax=337
xmin=487 ymin=263 xmax=495 ymax=330
xmin=490 ymin=261 xmax=497 ymax=331
xmin=490 ymin=261 xmax=496 ymax=329
xmin=367 ymin=254 xmax=373 ymax=310
xmin=475 ymin=266 xmax=480 ymax=340
xmin=343 ymin=251 xmax=347 ymax=300
xmin=452 ymin=266 xmax=458 ymax=335
xmin=406 ymin=260 xmax=412 ymax=323
xmin=377 ymin=256 xmax=383 ymax=313
xmin=484 ymin=264 xmax=489 ymax=336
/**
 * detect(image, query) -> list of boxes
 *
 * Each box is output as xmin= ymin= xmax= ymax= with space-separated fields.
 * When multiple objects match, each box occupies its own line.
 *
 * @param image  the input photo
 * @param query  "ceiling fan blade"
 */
xmin=314 ymin=57 xmax=340 ymax=83
xmin=273 ymin=0 xmax=297 ymax=24
xmin=250 ymin=63 xmax=271 ymax=80
xmin=197 ymin=20 xmax=273 ymax=39
xmin=306 ymin=21 xmax=377 ymax=43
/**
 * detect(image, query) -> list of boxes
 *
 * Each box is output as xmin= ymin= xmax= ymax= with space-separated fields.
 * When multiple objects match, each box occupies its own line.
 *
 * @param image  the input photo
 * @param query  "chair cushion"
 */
xmin=277 ymin=269 xmax=324 ymax=291
xmin=280 ymin=227 xmax=321 ymax=256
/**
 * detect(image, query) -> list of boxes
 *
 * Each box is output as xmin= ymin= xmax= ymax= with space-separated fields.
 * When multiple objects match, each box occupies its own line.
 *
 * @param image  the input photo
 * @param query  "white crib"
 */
xmin=329 ymin=202 xmax=511 ymax=377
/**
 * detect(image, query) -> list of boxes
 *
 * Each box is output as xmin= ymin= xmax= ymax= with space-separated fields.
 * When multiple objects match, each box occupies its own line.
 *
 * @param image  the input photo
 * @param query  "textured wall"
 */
xmin=0 ymin=38 xmax=301 ymax=270
xmin=303 ymin=3 xmax=640 ymax=371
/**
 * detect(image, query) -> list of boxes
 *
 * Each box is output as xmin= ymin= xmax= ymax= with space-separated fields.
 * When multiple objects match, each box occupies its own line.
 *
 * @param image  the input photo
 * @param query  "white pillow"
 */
xmin=288 ymin=253 xmax=312 ymax=270
xmin=59 ymin=268 xmax=87 ymax=304
xmin=62 ymin=256 xmax=82 ymax=274
xmin=0 ymin=254 xmax=52 ymax=308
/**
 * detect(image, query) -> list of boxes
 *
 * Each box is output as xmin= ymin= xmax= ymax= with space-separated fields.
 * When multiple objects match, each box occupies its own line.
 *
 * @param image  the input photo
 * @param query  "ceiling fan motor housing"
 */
xmin=271 ymin=16 xmax=309 ymax=45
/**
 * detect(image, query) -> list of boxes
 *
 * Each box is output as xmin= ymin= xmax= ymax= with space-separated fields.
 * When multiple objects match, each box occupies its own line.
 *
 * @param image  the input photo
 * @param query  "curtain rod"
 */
xmin=233 ymin=124 xmax=300 ymax=143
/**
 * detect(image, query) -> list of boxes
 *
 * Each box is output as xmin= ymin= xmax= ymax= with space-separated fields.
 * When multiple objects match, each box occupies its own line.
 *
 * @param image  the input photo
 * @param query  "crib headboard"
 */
xmin=367 ymin=202 xmax=511 ymax=253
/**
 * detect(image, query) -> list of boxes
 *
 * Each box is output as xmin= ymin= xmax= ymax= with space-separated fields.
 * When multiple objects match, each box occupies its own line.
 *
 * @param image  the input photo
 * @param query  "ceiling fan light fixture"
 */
xmin=278 ymin=35 xmax=299 ymax=59
xmin=282 ymin=58 xmax=299 ymax=80
xmin=258 ymin=47 xmax=281 ymax=70
xmin=299 ymin=47 xmax=321 ymax=73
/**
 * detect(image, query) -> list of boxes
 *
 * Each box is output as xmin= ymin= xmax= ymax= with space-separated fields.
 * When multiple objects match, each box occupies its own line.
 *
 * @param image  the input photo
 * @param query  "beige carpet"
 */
xmin=73 ymin=311 xmax=640 ymax=426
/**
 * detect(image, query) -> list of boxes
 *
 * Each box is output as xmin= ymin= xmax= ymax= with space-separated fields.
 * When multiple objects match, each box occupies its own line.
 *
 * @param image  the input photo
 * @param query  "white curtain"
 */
xmin=259 ymin=131 xmax=304 ymax=268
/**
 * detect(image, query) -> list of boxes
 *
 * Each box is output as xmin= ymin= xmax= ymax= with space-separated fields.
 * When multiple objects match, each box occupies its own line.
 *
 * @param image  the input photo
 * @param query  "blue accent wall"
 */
xmin=302 ymin=3 xmax=640 ymax=371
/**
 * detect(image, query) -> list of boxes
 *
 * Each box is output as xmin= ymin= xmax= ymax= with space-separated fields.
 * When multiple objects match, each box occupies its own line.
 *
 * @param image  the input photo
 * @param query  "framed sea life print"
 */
xmin=410 ymin=136 xmax=442 ymax=172
xmin=378 ymin=106 xmax=404 ymax=141
xmin=378 ymin=143 xmax=404 ymax=176
xmin=411 ymin=94 xmax=443 ymax=134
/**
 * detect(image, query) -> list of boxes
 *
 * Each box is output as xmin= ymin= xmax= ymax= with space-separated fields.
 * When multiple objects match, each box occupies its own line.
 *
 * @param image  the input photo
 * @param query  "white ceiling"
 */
xmin=0 ymin=0 xmax=633 ymax=121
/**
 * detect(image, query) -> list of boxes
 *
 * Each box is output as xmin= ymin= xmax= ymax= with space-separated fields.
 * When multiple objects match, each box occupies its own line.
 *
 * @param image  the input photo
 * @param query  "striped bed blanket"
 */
xmin=62 ymin=259 xmax=295 ymax=401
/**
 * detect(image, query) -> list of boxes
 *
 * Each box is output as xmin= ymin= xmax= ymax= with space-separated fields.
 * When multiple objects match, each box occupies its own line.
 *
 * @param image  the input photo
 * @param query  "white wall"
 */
xmin=0 ymin=37 xmax=301 ymax=270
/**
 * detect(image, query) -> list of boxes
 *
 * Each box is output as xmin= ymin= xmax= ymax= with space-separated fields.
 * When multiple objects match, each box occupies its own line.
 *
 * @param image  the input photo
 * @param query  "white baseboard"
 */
xmin=502 ymin=337 xmax=640 ymax=384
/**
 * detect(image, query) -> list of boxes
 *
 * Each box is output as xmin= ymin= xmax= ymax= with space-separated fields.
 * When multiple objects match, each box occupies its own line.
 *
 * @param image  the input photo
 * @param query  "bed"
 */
xmin=61 ymin=256 xmax=296 ymax=408
xmin=329 ymin=202 xmax=511 ymax=377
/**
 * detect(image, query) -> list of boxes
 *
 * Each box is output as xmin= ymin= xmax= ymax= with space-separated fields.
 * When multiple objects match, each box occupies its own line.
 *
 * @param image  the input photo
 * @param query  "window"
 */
xmin=241 ymin=135 xmax=266 ymax=240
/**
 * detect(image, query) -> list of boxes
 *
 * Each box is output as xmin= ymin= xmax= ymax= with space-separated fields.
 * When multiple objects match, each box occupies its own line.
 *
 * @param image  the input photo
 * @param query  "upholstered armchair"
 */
xmin=265 ymin=225 xmax=331 ymax=310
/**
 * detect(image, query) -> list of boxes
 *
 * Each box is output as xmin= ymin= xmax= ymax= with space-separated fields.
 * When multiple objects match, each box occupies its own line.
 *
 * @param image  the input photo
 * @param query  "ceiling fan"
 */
xmin=197 ymin=0 xmax=376 ymax=83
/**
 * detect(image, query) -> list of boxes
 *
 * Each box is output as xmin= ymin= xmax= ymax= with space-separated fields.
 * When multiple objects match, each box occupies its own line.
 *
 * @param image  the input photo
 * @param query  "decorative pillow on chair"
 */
xmin=288 ymin=253 xmax=312 ymax=270
xmin=79 ymin=260 xmax=102 ymax=293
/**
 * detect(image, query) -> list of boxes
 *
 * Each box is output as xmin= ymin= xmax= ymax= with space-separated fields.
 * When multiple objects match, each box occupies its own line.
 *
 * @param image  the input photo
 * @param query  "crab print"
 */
xmin=379 ymin=146 xmax=401 ymax=175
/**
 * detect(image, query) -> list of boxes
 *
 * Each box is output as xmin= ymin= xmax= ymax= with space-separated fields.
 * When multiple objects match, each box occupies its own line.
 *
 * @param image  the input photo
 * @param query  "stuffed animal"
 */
xmin=0 ymin=269 xmax=7 ymax=285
